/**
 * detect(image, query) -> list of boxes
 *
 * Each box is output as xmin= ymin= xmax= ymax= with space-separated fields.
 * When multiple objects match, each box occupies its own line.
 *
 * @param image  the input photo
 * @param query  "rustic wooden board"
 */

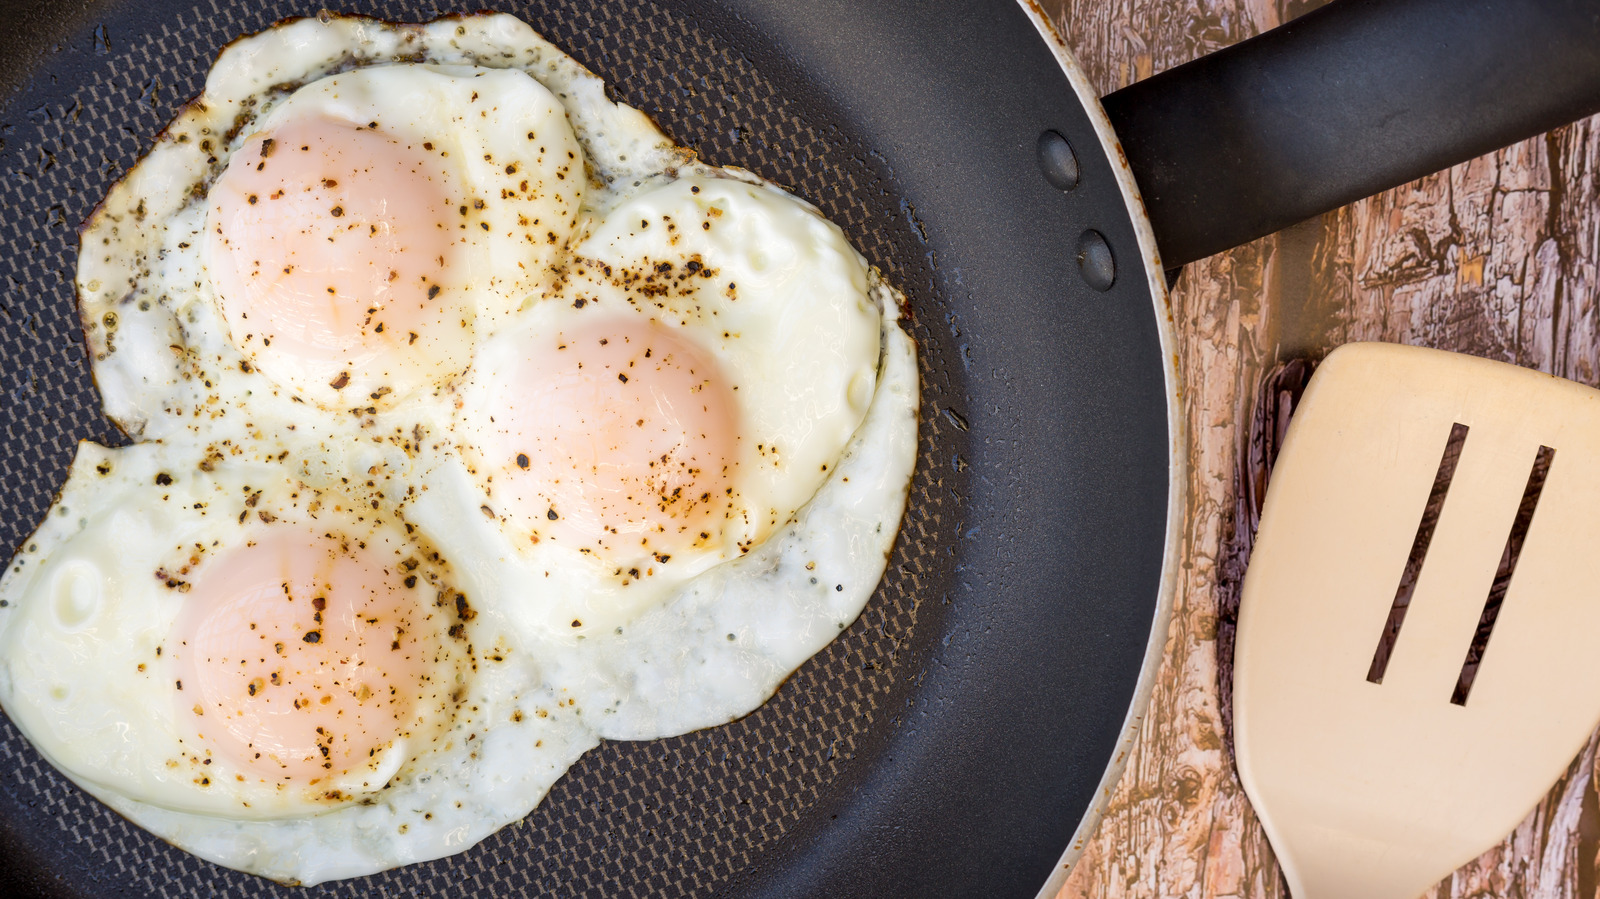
xmin=1039 ymin=1 xmax=1600 ymax=896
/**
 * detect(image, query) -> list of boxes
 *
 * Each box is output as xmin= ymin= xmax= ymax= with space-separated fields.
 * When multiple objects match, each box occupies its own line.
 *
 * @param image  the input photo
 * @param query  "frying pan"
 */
xmin=0 ymin=0 xmax=1595 ymax=896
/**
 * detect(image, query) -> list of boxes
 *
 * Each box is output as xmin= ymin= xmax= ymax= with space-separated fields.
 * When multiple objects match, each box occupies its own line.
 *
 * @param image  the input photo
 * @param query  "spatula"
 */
xmin=1233 ymin=341 xmax=1600 ymax=899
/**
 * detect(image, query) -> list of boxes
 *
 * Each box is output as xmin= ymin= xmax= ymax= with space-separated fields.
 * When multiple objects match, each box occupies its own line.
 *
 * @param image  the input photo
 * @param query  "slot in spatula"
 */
xmin=1234 ymin=341 xmax=1600 ymax=899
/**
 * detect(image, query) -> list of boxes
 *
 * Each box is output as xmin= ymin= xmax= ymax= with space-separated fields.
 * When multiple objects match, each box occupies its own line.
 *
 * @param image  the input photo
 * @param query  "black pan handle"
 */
xmin=1102 ymin=0 xmax=1600 ymax=270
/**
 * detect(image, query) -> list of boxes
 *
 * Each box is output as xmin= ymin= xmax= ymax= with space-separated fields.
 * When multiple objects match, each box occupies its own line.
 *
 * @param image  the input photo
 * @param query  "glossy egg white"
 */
xmin=0 ymin=10 xmax=921 ymax=886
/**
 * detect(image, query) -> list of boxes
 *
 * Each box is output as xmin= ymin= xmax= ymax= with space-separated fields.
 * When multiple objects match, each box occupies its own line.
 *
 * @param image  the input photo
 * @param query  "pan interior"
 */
xmin=0 ymin=1 xmax=1169 ymax=897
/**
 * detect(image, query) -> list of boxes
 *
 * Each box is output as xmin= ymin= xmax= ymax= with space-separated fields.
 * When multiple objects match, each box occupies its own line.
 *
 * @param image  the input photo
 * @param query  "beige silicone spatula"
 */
xmin=1234 ymin=341 xmax=1600 ymax=899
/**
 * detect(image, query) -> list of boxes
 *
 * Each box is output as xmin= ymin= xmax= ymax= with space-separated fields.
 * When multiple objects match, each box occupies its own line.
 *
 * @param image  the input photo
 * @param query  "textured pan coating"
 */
xmin=0 ymin=2 xmax=955 ymax=896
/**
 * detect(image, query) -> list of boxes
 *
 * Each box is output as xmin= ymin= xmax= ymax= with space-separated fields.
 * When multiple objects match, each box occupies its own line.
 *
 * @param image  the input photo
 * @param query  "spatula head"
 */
xmin=1234 ymin=342 xmax=1600 ymax=899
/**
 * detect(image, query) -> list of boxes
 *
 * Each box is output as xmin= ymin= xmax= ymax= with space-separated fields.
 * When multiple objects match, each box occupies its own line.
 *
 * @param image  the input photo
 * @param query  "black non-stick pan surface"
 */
xmin=0 ymin=0 xmax=1172 ymax=896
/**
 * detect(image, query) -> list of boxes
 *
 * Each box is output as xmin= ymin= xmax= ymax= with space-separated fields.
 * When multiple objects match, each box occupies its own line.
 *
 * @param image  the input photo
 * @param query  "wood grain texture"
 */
xmin=1038 ymin=0 xmax=1600 ymax=896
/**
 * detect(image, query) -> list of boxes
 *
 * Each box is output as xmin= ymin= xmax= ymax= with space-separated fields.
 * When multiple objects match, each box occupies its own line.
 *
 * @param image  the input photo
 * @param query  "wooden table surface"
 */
xmin=1036 ymin=1 xmax=1600 ymax=897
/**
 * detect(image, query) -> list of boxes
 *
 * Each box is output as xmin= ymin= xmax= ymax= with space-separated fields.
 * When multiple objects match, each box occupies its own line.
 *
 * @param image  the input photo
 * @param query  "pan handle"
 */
xmin=1101 ymin=0 xmax=1600 ymax=270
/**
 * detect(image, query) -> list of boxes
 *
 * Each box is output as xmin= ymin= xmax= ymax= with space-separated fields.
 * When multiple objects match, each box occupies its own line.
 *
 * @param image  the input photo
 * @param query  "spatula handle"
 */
xmin=1102 ymin=0 xmax=1600 ymax=269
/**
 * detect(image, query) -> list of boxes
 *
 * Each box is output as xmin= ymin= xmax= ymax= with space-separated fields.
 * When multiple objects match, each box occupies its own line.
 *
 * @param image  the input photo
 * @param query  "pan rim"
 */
xmin=1016 ymin=3 xmax=1186 ymax=896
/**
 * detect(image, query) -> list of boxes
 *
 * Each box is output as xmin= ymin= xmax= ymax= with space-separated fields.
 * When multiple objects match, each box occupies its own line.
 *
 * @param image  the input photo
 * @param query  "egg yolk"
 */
xmin=206 ymin=115 xmax=461 ymax=399
xmin=480 ymin=317 xmax=740 ymax=560
xmin=173 ymin=529 xmax=441 ymax=787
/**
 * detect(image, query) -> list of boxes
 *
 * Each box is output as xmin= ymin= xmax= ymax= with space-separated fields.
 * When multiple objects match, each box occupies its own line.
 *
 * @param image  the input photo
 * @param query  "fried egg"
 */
xmin=204 ymin=63 xmax=584 ymax=411
xmin=0 ymin=441 xmax=474 ymax=818
xmin=0 ymin=10 xmax=921 ymax=885
xmin=444 ymin=278 xmax=918 ymax=740
xmin=76 ymin=16 xmax=624 ymax=438
xmin=0 ymin=440 xmax=597 ymax=882
xmin=441 ymin=172 xmax=882 ymax=637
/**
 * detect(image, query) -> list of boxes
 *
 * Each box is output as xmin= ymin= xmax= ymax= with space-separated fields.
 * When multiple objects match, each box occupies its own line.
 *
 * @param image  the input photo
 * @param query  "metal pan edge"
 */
xmin=1015 ymin=3 xmax=1185 ymax=896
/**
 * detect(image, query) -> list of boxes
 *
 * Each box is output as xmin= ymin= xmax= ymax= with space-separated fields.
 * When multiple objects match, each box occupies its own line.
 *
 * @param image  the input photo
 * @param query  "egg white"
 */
xmin=0 ymin=10 xmax=924 ymax=886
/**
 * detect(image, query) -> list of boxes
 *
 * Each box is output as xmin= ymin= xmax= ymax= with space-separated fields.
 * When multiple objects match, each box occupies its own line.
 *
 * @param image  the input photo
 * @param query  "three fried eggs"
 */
xmin=0 ymin=12 xmax=917 ymax=885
